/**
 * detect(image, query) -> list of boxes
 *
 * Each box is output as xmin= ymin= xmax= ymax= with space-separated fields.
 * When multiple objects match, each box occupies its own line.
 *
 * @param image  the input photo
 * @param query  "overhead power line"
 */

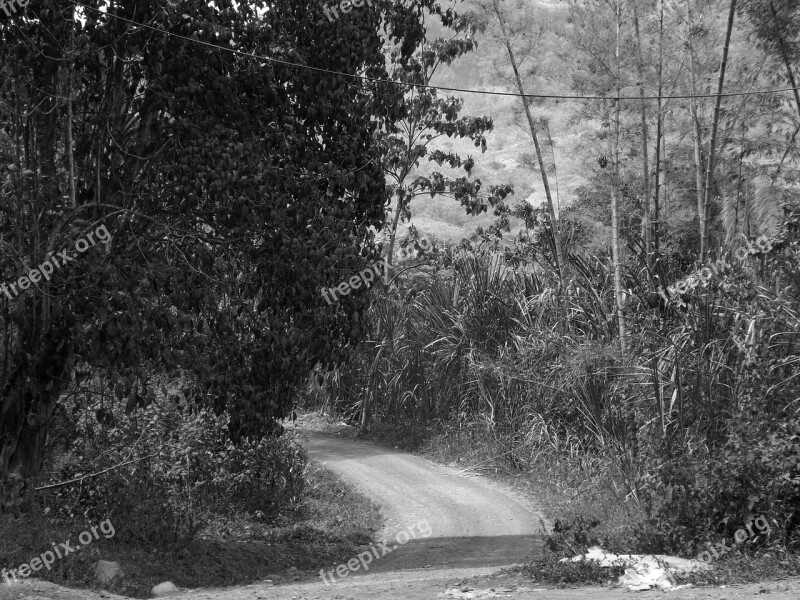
xmin=46 ymin=1 xmax=798 ymax=102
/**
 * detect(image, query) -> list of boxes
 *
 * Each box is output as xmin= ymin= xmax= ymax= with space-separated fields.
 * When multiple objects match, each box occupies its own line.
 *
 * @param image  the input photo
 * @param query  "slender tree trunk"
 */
xmin=734 ymin=125 xmax=746 ymax=242
xmin=691 ymin=110 xmax=705 ymax=242
xmin=633 ymin=3 xmax=651 ymax=262
xmin=386 ymin=113 xmax=420 ymax=296
xmin=387 ymin=104 xmax=421 ymax=277
xmin=613 ymin=1 xmax=628 ymax=355
xmin=66 ymin=18 xmax=76 ymax=210
xmin=702 ymin=0 xmax=737 ymax=261
xmin=654 ymin=112 xmax=662 ymax=251
xmin=492 ymin=0 xmax=565 ymax=287
xmin=662 ymin=128 xmax=668 ymax=218
xmin=745 ymin=178 xmax=751 ymax=238
xmin=545 ymin=122 xmax=561 ymax=215
xmin=387 ymin=192 xmax=404 ymax=267
xmin=687 ymin=0 xmax=706 ymax=254
xmin=652 ymin=0 xmax=665 ymax=253
xmin=361 ymin=394 xmax=370 ymax=432
xmin=510 ymin=57 xmax=565 ymax=285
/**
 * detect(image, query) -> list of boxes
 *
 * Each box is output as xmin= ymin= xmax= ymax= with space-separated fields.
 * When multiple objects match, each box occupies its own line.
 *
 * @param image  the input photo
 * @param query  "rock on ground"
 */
xmin=93 ymin=560 xmax=124 ymax=586
xmin=151 ymin=581 xmax=179 ymax=597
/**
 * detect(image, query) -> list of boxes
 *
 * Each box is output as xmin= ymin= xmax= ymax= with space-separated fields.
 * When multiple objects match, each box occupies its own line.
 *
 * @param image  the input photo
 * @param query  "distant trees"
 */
xmin=472 ymin=0 xmax=800 ymax=351
xmin=565 ymin=0 xmax=799 ymax=253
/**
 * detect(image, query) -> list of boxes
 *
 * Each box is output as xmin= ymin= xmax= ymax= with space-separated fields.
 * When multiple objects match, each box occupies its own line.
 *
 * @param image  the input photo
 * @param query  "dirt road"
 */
xmin=302 ymin=426 xmax=547 ymax=574
xmin=4 ymin=418 xmax=799 ymax=599
xmin=163 ymin=422 xmax=798 ymax=599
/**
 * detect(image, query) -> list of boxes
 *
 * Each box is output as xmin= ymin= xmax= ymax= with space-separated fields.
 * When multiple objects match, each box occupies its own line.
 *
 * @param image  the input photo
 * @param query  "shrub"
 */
xmin=40 ymin=381 xmax=306 ymax=546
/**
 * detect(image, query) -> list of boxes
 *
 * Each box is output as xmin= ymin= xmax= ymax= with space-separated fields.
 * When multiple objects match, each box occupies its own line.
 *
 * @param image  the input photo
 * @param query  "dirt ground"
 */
xmin=3 ymin=413 xmax=798 ymax=600
xmin=3 ymin=567 xmax=799 ymax=600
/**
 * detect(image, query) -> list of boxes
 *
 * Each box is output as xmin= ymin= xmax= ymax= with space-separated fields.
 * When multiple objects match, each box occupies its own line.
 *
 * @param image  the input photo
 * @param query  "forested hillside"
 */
xmin=1 ymin=0 xmax=799 ymax=596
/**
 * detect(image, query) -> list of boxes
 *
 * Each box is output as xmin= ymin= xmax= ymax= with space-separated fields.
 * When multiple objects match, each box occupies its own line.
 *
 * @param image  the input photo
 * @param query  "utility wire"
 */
xmin=62 ymin=1 xmax=800 ymax=102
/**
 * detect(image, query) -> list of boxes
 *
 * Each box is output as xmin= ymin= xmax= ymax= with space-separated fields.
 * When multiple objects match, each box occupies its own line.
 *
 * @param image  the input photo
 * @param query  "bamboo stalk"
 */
xmin=701 ymin=0 xmax=738 ymax=260
xmin=613 ymin=0 xmax=627 ymax=356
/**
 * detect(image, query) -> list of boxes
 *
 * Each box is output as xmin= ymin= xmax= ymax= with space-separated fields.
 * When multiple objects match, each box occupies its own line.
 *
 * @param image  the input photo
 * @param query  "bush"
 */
xmin=40 ymin=381 xmax=306 ymax=547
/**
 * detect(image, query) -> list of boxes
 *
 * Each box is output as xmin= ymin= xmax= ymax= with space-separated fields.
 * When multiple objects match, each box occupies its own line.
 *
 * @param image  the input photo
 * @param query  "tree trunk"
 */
xmin=691 ymin=109 xmax=705 ymax=246
xmin=516 ymin=89 xmax=565 ymax=285
xmin=613 ymin=1 xmax=628 ymax=356
xmin=702 ymin=0 xmax=737 ymax=261
xmin=492 ymin=0 xmax=565 ymax=287
xmin=1 ymin=334 xmax=74 ymax=514
xmin=661 ymin=126 xmax=669 ymax=222
xmin=361 ymin=394 xmax=370 ymax=432
xmin=662 ymin=128 xmax=668 ymax=219
xmin=687 ymin=0 xmax=706 ymax=254
xmin=633 ymin=2 xmax=652 ymax=262
xmin=1 ymin=7 xmax=72 ymax=513
xmin=652 ymin=0 xmax=665 ymax=253
xmin=387 ymin=190 xmax=405 ymax=268
xmin=66 ymin=22 xmax=76 ymax=210
xmin=654 ymin=110 xmax=662 ymax=252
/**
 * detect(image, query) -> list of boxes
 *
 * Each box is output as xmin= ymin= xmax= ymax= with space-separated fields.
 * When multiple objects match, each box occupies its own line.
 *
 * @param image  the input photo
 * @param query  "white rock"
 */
xmin=94 ymin=560 xmax=124 ymax=586
xmin=151 ymin=581 xmax=180 ymax=597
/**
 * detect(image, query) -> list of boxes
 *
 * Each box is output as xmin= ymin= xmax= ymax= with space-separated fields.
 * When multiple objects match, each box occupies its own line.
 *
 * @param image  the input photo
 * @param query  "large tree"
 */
xmin=0 ymin=0 xmax=436 ymax=512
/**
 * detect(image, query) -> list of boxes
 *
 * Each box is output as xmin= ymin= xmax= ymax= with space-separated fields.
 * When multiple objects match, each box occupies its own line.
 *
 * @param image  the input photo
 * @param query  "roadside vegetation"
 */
xmin=0 ymin=389 xmax=382 ymax=597
xmin=2 ymin=0 xmax=800 ymax=594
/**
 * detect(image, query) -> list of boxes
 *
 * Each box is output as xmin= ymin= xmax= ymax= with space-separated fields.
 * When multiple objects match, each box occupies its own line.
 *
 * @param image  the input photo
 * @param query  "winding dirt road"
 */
xmin=303 ymin=426 xmax=547 ymax=574
xmin=4 ymin=417 xmax=799 ymax=599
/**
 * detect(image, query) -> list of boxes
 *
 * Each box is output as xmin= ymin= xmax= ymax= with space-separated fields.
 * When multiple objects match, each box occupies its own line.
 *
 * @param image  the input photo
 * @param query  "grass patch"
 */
xmin=522 ymin=550 xmax=625 ymax=586
xmin=0 ymin=462 xmax=382 ymax=598
xmin=673 ymin=550 xmax=800 ymax=587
